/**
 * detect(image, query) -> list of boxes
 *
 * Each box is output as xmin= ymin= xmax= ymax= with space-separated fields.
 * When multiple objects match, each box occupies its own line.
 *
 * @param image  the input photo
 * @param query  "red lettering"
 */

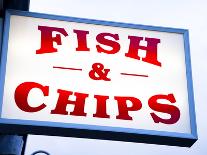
xmin=14 ymin=82 xmax=49 ymax=112
xmin=73 ymin=29 xmax=90 ymax=51
xmin=51 ymin=89 xmax=88 ymax=116
xmin=125 ymin=36 xmax=161 ymax=66
xmin=14 ymin=82 xmax=180 ymax=125
xmin=35 ymin=26 xmax=162 ymax=66
xmin=93 ymin=95 xmax=110 ymax=118
xmin=148 ymin=94 xmax=180 ymax=124
xmin=96 ymin=33 xmax=120 ymax=54
xmin=114 ymin=96 xmax=142 ymax=120
xmin=36 ymin=26 xmax=68 ymax=54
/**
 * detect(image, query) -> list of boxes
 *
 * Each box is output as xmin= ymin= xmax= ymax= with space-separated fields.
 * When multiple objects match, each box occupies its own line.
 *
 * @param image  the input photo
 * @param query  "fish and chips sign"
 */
xmin=0 ymin=10 xmax=197 ymax=147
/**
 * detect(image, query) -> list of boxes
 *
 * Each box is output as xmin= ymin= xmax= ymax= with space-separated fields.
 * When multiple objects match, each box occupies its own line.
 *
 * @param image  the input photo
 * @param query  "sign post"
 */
xmin=0 ymin=9 xmax=197 ymax=147
xmin=0 ymin=1 xmax=30 ymax=155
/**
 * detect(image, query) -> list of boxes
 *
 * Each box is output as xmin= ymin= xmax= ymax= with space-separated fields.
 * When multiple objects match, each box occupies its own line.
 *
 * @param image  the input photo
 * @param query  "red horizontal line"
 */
xmin=120 ymin=73 xmax=148 ymax=77
xmin=53 ymin=66 xmax=82 ymax=71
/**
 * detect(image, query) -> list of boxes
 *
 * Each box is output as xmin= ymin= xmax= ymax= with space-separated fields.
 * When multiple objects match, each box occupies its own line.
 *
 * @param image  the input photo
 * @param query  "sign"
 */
xmin=0 ymin=10 xmax=197 ymax=147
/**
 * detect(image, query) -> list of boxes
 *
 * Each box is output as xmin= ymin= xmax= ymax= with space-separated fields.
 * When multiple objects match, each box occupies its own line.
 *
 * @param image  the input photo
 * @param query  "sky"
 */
xmin=24 ymin=0 xmax=207 ymax=154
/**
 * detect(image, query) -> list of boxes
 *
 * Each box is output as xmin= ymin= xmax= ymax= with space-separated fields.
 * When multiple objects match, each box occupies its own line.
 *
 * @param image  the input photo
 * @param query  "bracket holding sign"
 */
xmin=0 ymin=10 xmax=197 ymax=147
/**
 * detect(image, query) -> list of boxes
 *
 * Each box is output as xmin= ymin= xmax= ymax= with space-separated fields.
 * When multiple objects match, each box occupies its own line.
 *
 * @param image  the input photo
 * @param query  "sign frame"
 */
xmin=0 ymin=10 xmax=197 ymax=147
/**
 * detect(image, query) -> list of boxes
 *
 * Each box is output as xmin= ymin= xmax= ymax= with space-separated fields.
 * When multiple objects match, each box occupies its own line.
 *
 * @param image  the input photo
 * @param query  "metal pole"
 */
xmin=0 ymin=1 xmax=30 ymax=154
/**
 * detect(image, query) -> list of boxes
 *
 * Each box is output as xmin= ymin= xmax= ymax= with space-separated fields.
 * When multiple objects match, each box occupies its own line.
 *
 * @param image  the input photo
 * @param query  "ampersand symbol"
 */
xmin=89 ymin=63 xmax=111 ymax=81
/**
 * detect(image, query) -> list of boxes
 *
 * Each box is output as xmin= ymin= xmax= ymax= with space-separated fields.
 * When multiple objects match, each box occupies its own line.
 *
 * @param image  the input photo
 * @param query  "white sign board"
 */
xmin=0 ymin=10 xmax=197 ymax=147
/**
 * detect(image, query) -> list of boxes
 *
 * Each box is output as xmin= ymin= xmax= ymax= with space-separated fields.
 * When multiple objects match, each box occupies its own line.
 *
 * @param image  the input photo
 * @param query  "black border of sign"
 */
xmin=0 ymin=10 xmax=197 ymax=147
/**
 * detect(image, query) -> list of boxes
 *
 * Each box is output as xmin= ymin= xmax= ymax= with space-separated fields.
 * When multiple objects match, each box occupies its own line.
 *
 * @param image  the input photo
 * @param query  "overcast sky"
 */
xmin=25 ymin=0 xmax=207 ymax=154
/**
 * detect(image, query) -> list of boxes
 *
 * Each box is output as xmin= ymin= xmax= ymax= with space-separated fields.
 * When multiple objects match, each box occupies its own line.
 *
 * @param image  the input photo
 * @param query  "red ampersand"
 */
xmin=89 ymin=63 xmax=111 ymax=81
